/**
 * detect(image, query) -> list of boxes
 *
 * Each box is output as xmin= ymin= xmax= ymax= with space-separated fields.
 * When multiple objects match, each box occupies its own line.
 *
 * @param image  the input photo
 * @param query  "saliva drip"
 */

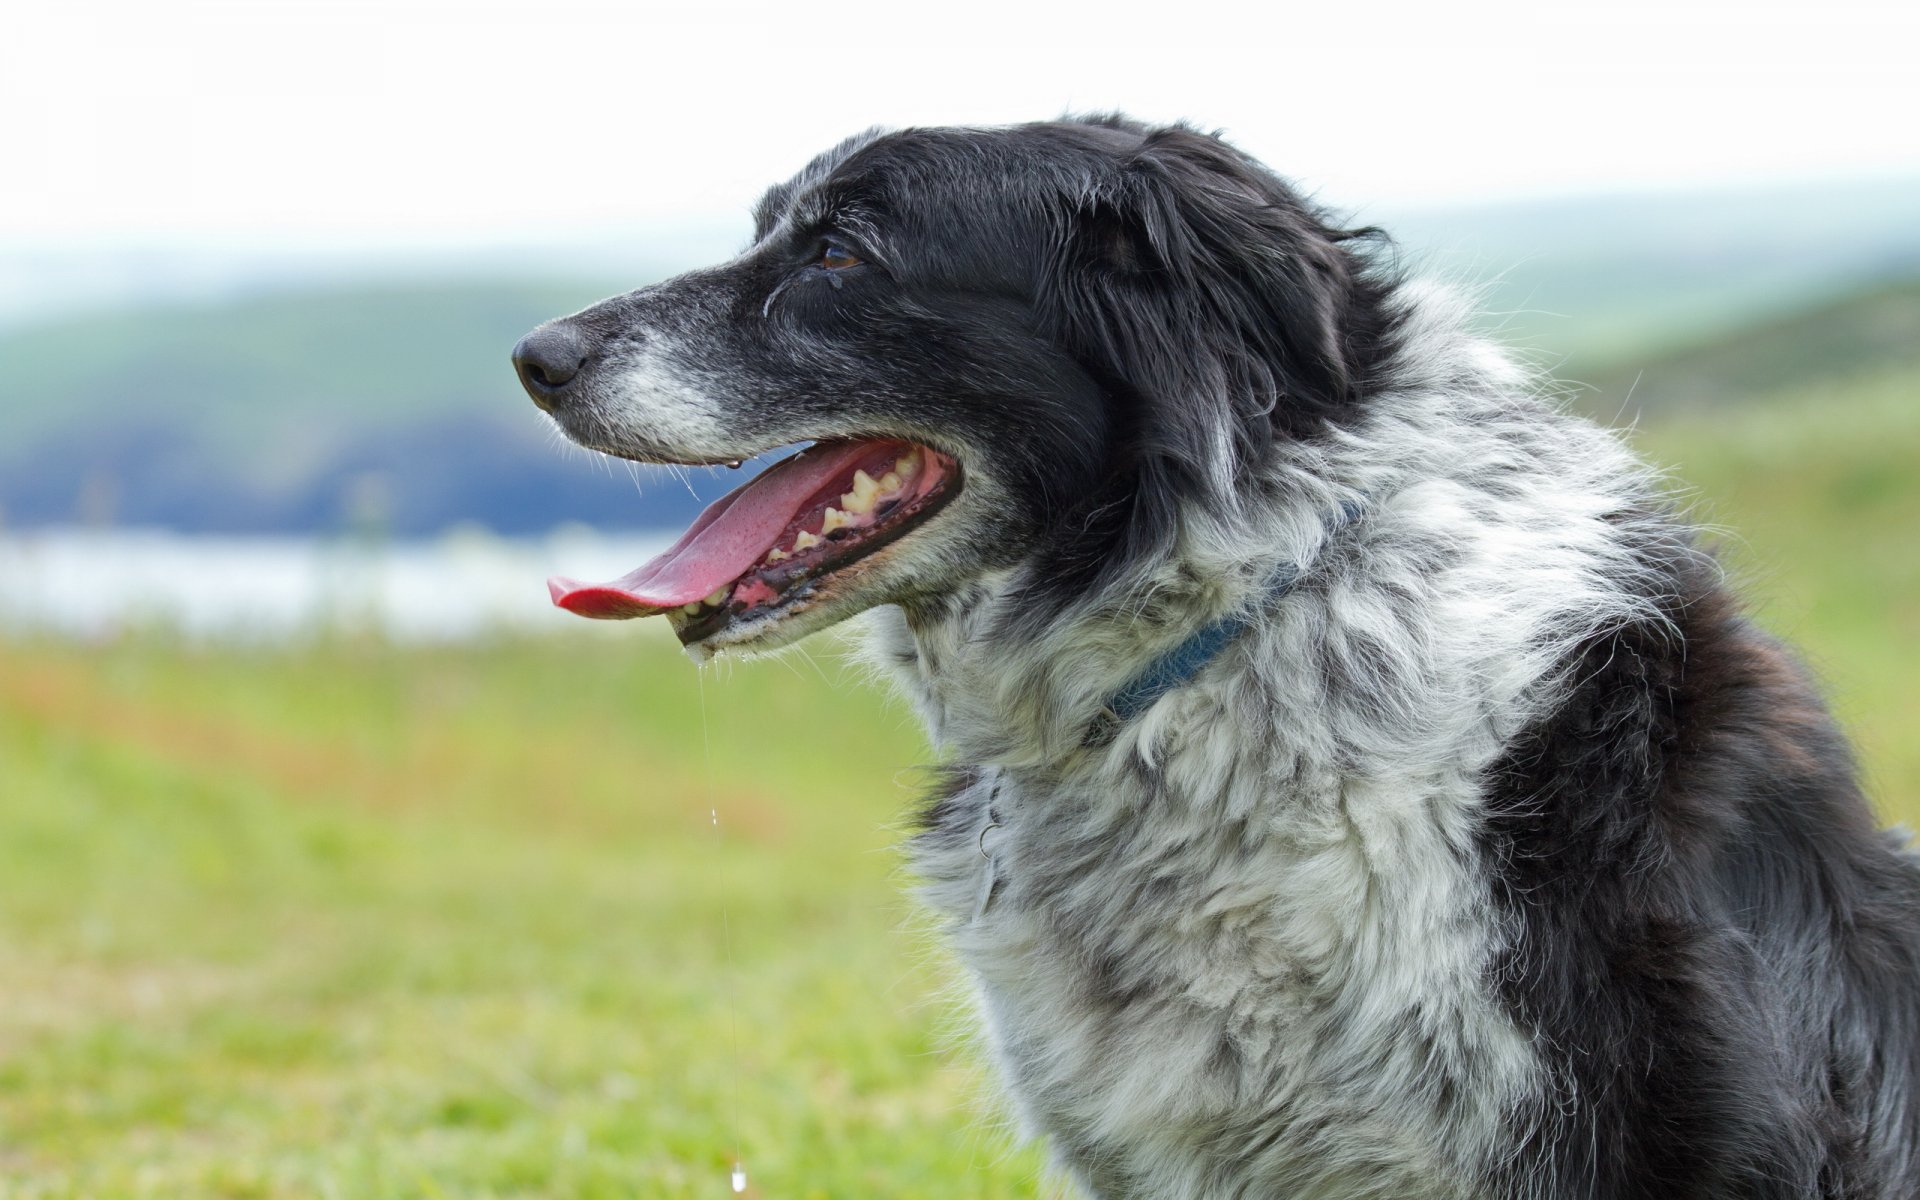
xmin=697 ymin=671 xmax=747 ymax=1199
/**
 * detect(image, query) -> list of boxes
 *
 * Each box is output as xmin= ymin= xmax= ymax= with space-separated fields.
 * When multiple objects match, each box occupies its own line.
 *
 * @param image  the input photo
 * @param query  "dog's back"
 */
xmin=1479 ymin=536 xmax=1920 ymax=1197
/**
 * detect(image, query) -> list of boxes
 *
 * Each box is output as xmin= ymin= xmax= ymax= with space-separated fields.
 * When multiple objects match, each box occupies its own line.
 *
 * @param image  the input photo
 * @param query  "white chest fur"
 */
xmin=906 ymin=724 xmax=1534 ymax=1199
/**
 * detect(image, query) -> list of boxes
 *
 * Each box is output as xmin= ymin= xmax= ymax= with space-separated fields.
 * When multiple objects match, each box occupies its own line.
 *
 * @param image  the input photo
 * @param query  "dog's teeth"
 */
xmin=794 ymin=529 xmax=822 ymax=551
xmin=766 ymin=547 xmax=789 ymax=563
xmin=681 ymin=602 xmax=702 ymax=615
xmin=877 ymin=470 xmax=902 ymax=495
xmin=841 ymin=470 xmax=882 ymax=515
xmin=844 ymin=469 xmax=883 ymax=513
xmin=821 ymin=506 xmax=851 ymax=534
xmin=705 ymin=587 xmax=729 ymax=607
xmin=895 ymin=453 xmax=919 ymax=479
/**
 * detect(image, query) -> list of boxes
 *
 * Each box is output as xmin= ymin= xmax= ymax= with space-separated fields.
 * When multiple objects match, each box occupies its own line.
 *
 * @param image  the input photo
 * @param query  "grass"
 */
xmin=0 ymin=633 xmax=1046 ymax=1197
xmin=0 ymin=365 xmax=1915 ymax=1197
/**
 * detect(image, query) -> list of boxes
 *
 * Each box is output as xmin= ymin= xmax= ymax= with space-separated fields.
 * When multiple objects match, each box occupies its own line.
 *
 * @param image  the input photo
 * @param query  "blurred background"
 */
xmin=2 ymin=0 xmax=1916 ymax=1195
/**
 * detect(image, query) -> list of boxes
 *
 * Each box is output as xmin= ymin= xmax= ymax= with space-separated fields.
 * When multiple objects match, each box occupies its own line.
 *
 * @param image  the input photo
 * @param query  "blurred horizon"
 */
xmin=8 ymin=0 xmax=1919 ymax=325
xmin=7 ymin=165 xmax=1917 ymax=331
xmin=5 ymin=168 xmax=1918 ymax=549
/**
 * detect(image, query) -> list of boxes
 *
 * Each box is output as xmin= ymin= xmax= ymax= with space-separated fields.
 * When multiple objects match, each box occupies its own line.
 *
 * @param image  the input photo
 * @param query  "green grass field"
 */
xmin=2 ymin=366 xmax=1915 ymax=1198
xmin=0 ymin=628 xmax=1049 ymax=1197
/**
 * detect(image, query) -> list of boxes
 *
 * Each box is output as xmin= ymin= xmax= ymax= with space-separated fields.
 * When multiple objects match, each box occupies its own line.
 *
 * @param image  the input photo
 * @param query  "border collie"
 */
xmin=512 ymin=116 xmax=1920 ymax=1199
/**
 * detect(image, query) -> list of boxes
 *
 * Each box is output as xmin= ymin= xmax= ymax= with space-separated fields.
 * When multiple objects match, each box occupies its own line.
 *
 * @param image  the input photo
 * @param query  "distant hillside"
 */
xmin=3 ymin=279 xmax=615 ymax=450
xmin=1574 ymin=278 xmax=1920 ymax=421
xmin=0 ymin=279 xmax=737 ymax=536
xmin=1384 ymin=174 xmax=1920 ymax=374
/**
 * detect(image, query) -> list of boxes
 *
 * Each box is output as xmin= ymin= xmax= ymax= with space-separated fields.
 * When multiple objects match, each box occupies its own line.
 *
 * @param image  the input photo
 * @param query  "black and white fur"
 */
xmin=520 ymin=117 xmax=1920 ymax=1198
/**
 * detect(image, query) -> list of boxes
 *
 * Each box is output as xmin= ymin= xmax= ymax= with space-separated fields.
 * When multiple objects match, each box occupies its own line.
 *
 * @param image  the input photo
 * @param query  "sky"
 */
xmin=4 ymin=0 xmax=1917 ymax=256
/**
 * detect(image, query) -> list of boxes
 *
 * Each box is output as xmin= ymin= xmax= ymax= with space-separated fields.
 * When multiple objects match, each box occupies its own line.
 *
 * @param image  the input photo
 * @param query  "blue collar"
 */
xmin=1093 ymin=500 xmax=1363 ymax=740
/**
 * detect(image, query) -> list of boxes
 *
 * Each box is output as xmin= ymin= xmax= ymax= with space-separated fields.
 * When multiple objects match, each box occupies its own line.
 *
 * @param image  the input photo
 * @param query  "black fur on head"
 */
xmin=520 ymin=115 xmax=1402 ymax=651
xmin=1021 ymin=116 xmax=1401 ymax=612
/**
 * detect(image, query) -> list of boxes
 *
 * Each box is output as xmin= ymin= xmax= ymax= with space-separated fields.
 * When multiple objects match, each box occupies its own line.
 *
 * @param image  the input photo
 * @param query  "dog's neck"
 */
xmin=863 ymin=285 xmax=1666 ymax=796
xmin=873 ymin=504 xmax=1350 ymax=774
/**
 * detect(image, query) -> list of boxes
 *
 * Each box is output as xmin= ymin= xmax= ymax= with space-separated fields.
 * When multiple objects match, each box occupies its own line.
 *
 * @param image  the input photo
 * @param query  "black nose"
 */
xmin=512 ymin=324 xmax=591 ymax=409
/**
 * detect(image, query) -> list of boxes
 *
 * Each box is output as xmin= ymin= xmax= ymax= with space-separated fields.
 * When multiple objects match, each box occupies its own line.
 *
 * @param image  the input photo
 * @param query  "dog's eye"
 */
xmin=819 ymin=241 xmax=862 ymax=270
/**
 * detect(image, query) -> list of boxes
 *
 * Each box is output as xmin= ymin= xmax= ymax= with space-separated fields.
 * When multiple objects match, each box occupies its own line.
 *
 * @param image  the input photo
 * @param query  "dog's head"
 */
xmin=515 ymin=116 xmax=1394 ymax=657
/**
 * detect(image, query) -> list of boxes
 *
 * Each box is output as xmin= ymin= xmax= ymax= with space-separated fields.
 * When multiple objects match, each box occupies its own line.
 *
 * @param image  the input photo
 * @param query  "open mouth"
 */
xmin=548 ymin=438 xmax=960 ymax=642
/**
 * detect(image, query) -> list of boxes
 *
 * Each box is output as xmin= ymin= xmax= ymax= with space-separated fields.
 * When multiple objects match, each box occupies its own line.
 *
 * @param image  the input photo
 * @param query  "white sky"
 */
xmin=4 ymin=0 xmax=1918 ymax=253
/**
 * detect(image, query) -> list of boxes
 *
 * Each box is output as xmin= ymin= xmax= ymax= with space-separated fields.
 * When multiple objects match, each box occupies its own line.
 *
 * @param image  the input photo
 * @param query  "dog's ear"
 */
xmin=1041 ymin=127 xmax=1388 ymax=499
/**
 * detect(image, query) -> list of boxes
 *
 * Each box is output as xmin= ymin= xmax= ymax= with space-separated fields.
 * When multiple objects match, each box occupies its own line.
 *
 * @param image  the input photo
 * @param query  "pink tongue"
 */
xmin=547 ymin=441 xmax=875 ymax=619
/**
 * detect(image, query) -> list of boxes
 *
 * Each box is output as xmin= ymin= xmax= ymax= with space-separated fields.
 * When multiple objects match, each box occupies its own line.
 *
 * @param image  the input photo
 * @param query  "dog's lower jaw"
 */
xmin=677 ymin=570 xmax=948 ymax=663
xmin=669 ymin=592 xmax=837 ymax=662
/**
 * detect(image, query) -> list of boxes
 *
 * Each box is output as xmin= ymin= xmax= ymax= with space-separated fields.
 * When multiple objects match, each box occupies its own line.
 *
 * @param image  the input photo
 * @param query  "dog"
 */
xmin=512 ymin=116 xmax=1920 ymax=1198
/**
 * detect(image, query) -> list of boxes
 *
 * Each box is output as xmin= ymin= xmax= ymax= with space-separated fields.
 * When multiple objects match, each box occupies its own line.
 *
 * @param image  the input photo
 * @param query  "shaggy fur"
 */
xmin=517 ymin=116 xmax=1920 ymax=1198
